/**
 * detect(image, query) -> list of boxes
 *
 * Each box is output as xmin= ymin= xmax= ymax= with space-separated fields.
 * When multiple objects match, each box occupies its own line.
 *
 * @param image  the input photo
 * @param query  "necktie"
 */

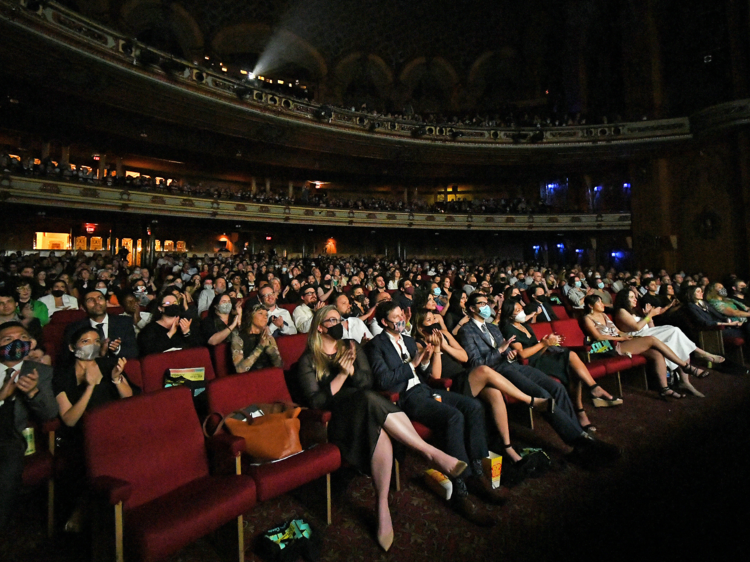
xmin=96 ymin=323 xmax=105 ymax=339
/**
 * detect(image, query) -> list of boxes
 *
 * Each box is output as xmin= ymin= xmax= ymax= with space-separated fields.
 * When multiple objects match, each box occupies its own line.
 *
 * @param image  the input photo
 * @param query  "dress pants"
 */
xmin=492 ymin=361 xmax=584 ymax=444
xmin=0 ymin=439 xmax=26 ymax=527
xmin=400 ymin=383 xmax=488 ymax=476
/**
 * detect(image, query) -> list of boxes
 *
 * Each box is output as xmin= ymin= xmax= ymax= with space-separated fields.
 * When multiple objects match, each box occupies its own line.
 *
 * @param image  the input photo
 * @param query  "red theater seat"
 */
xmin=206 ymin=368 xmax=340 ymax=524
xmin=84 ymin=387 xmax=256 ymax=562
xmin=140 ymin=348 xmax=216 ymax=393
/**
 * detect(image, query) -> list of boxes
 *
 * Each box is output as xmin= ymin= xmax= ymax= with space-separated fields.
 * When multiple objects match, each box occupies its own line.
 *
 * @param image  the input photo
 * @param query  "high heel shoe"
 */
xmin=678 ymin=379 xmax=705 ymax=397
xmin=659 ymin=386 xmax=683 ymax=400
xmin=575 ymin=407 xmax=596 ymax=433
xmin=529 ymin=396 xmax=555 ymax=415
xmin=447 ymin=460 xmax=468 ymax=478
xmin=377 ymin=529 xmax=394 ymax=552
xmin=683 ymin=363 xmax=709 ymax=379
xmin=589 ymin=384 xmax=624 ymax=408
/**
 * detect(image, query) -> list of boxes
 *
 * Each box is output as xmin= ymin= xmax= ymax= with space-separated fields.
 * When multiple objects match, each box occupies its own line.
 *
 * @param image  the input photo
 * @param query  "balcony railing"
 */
xmin=1 ymin=175 xmax=631 ymax=231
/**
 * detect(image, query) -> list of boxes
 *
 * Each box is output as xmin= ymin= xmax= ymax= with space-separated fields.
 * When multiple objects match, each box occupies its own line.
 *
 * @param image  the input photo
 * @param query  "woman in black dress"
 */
xmin=500 ymin=300 xmax=622 ymax=433
xmin=54 ymin=325 xmax=135 ymax=530
xmin=137 ymin=294 xmax=202 ymax=356
xmin=296 ymin=305 xmax=466 ymax=552
xmin=412 ymin=308 xmax=550 ymax=467
xmin=443 ymin=290 xmax=469 ymax=335
xmin=201 ymin=293 xmax=242 ymax=347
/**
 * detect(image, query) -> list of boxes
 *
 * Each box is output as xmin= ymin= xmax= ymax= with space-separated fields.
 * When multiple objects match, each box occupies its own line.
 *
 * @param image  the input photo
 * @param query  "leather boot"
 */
xmin=449 ymin=478 xmax=496 ymax=527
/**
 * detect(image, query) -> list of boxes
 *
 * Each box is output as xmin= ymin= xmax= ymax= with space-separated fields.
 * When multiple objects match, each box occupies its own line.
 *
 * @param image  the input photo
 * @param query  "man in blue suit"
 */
xmin=366 ymin=301 xmax=501 ymax=526
xmin=61 ymin=289 xmax=139 ymax=364
xmin=457 ymin=291 xmax=619 ymax=467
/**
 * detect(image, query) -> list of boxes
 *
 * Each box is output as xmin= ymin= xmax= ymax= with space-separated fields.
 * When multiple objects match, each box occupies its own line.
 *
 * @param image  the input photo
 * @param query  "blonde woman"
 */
xmin=296 ymin=306 xmax=467 ymax=552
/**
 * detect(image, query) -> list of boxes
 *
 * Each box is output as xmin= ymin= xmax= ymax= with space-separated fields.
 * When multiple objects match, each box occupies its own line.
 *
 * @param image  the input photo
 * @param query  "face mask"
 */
xmin=514 ymin=311 xmax=527 ymax=323
xmin=717 ymin=288 xmax=728 ymax=297
xmin=389 ymin=319 xmax=406 ymax=334
xmin=597 ymin=282 xmax=604 ymax=289
xmin=135 ymin=286 xmax=146 ymax=293
xmin=354 ymin=294 xmax=366 ymax=303
xmin=162 ymin=304 xmax=181 ymax=317
xmin=326 ymin=323 xmax=344 ymax=340
xmin=74 ymin=342 xmax=101 ymax=361
xmin=422 ymin=323 xmax=441 ymax=334
xmin=98 ymin=288 xmax=108 ymax=295
xmin=217 ymin=302 xmax=233 ymax=314
xmin=174 ymin=282 xmax=183 ymax=289
xmin=404 ymin=286 xmax=414 ymax=296
xmin=574 ymin=281 xmax=582 ymax=288
xmin=0 ymin=339 xmax=31 ymax=362
xmin=432 ymin=288 xmax=441 ymax=296
xmin=282 ymin=267 xmax=288 ymax=273
xmin=51 ymin=289 xmax=65 ymax=298
xmin=478 ymin=305 xmax=492 ymax=320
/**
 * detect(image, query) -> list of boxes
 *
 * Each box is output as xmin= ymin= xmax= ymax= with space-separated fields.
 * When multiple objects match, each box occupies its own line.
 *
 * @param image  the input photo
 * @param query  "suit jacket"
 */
xmin=2 ymin=361 xmax=58 ymax=440
xmin=365 ymin=332 xmax=426 ymax=395
xmin=61 ymin=314 xmax=139 ymax=364
xmin=525 ymin=299 xmax=558 ymax=322
xmin=457 ymin=320 xmax=509 ymax=371
xmin=686 ymin=302 xmax=726 ymax=328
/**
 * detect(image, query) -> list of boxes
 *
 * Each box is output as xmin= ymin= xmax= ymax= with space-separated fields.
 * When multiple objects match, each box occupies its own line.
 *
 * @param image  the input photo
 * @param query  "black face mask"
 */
xmin=51 ymin=289 xmax=65 ymax=298
xmin=354 ymin=294 xmax=366 ymax=303
xmin=327 ymin=323 xmax=344 ymax=340
xmin=162 ymin=304 xmax=181 ymax=317
xmin=422 ymin=323 xmax=441 ymax=334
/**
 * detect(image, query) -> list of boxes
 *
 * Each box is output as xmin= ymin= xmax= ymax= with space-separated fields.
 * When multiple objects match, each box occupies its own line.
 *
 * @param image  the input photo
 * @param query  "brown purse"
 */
xmin=204 ymin=403 xmax=303 ymax=462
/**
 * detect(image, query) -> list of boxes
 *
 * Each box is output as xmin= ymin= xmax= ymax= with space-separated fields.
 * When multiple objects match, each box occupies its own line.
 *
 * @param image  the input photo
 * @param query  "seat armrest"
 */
xmin=91 ymin=475 xmax=132 ymax=506
xmin=379 ymin=390 xmax=399 ymax=403
xmin=206 ymin=432 xmax=245 ymax=458
xmin=426 ymin=378 xmax=452 ymax=390
xmin=299 ymin=408 xmax=332 ymax=424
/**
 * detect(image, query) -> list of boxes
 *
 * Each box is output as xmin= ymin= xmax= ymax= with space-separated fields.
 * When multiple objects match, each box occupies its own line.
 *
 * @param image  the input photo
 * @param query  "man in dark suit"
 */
xmin=61 ymin=289 xmax=138 ymax=365
xmin=366 ymin=301 xmax=501 ymax=526
xmin=457 ymin=292 xmax=620 ymax=467
xmin=524 ymin=284 xmax=558 ymax=323
xmin=0 ymin=322 xmax=58 ymax=527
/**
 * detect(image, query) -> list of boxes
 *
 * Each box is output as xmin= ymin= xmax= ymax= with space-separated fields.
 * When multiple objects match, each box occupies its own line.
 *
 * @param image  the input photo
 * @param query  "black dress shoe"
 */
xmin=449 ymin=494 xmax=497 ymax=527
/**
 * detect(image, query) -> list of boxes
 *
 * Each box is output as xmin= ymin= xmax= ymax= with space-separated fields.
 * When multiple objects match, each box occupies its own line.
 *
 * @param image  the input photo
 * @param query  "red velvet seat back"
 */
xmin=530 ymin=322 xmax=554 ymax=341
xmin=49 ymin=309 xmax=86 ymax=325
xmin=123 ymin=358 xmax=143 ymax=390
xmin=276 ymin=333 xmax=309 ymax=373
xmin=551 ymin=319 xmax=585 ymax=348
xmin=279 ymin=303 xmax=296 ymax=314
xmin=209 ymin=343 xmax=233 ymax=378
xmin=207 ymin=368 xmax=291 ymax=415
xmin=140 ymin=348 xmax=216 ymax=393
xmin=41 ymin=323 xmax=68 ymax=367
xmin=84 ymin=387 xmax=209 ymax=510
xmin=551 ymin=305 xmax=569 ymax=320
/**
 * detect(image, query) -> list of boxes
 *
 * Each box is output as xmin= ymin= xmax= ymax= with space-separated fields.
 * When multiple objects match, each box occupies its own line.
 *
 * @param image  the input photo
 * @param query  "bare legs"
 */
xmin=477 ymin=387 xmax=522 ymax=462
xmin=467 ymin=365 xmax=549 ymax=463
xmin=371 ymin=429 xmax=394 ymax=547
xmin=382 ymin=412 xmax=464 ymax=476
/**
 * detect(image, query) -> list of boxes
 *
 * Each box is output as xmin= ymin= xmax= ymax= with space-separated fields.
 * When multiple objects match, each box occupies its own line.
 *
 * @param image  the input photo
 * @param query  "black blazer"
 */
xmin=686 ymin=302 xmax=726 ymax=328
xmin=61 ymin=314 xmax=139 ymax=364
xmin=457 ymin=319 xmax=509 ymax=371
xmin=525 ymin=299 xmax=558 ymax=322
xmin=365 ymin=332 xmax=426 ymax=395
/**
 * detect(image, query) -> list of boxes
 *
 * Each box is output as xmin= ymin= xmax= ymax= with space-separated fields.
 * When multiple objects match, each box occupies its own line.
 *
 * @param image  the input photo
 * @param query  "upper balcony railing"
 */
xmin=0 ymin=174 xmax=632 ymax=231
xmin=0 ymin=0 xmax=699 ymax=149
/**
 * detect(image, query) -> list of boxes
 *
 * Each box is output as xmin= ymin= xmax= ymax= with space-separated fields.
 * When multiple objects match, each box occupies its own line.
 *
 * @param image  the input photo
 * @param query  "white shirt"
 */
xmin=369 ymin=317 xmax=383 ymax=336
xmin=341 ymin=317 xmax=372 ymax=344
xmin=0 ymin=360 xmax=23 ymax=406
xmin=197 ymin=288 xmax=216 ymax=314
xmin=121 ymin=311 xmax=151 ymax=336
xmin=38 ymin=294 xmax=79 ymax=317
xmin=384 ymin=331 xmax=423 ymax=391
xmin=292 ymin=304 xmax=314 ymax=334
xmin=90 ymin=315 xmax=110 ymax=339
xmin=267 ymin=306 xmax=297 ymax=336
xmin=387 ymin=280 xmax=399 ymax=290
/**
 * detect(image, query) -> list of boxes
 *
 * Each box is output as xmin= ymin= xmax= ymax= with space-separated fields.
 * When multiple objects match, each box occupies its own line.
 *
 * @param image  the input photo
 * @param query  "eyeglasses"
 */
xmin=303 ymin=291 xmax=316 ymax=297
xmin=475 ymin=301 xmax=488 ymax=306
xmin=322 ymin=317 xmax=340 ymax=326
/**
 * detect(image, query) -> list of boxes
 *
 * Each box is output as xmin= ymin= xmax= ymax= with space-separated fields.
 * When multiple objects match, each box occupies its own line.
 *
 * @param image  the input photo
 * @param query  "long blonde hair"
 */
xmin=307 ymin=305 xmax=347 ymax=381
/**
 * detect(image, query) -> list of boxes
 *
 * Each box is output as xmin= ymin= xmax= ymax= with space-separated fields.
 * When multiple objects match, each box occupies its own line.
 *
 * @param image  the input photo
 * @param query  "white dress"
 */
xmin=627 ymin=317 xmax=696 ymax=370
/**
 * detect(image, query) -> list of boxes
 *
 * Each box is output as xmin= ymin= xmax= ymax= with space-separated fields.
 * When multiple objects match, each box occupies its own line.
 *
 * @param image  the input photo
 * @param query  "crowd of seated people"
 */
xmin=2 ymin=151 xmax=621 ymax=215
xmin=1 ymin=248 xmax=747 ymax=550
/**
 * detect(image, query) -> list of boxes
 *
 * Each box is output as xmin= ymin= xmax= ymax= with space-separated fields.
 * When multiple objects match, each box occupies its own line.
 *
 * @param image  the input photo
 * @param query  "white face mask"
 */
xmin=514 ymin=311 xmax=527 ymax=323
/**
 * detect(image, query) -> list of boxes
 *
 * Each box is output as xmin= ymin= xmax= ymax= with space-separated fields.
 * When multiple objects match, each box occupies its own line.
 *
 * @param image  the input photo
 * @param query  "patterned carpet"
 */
xmin=3 ymin=365 xmax=750 ymax=562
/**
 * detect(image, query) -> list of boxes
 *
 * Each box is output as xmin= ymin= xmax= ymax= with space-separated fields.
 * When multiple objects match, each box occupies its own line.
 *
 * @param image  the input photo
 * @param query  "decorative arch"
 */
xmin=465 ymin=48 xmax=522 ymax=108
xmin=119 ymin=0 xmax=204 ymax=61
xmin=332 ymin=52 xmax=394 ymax=110
xmin=399 ymin=57 xmax=460 ymax=114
